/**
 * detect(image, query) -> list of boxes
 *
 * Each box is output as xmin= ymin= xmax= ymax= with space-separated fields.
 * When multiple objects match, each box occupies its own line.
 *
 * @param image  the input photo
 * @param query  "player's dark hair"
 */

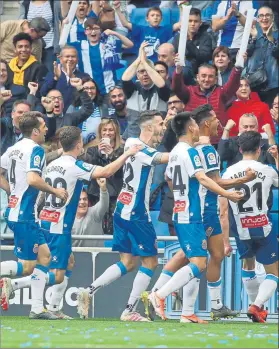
xmin=59 ymin=126 xmax=82 ymax=152
xmin=192 ymin=104 xmax=213 ymax=125
xmin=139 ymin=110 xmax=162 ymax=127
xmin=12 ymin=99 xmax=31 ymax=112
xmin=154 ymin=61 xmax=169 ymax=73
xmin=171 ymin=111 xmax=193 ymax=137
xmin=13 ymin=32 xmax=32 ymax=47
xmin=238 ymin=131 xmax=261 ymax=153
xmin=18 ymin=111 xmax=43 ymax=137
xmin=146 ymin=7 xmax=162 ymax=18
xmin=190 ymin=8 xmax=201 ymax=18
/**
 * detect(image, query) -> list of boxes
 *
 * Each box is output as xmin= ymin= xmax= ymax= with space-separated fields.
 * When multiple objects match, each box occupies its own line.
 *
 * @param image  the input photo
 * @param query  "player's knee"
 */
xmin=123 ymin=260 xmax=137 ymax=272
xmin=141 ymin=256 xmax=158 ymax=271
xmin=210 ymin=250 xmax=224 ymax=264
xmin=37 ymin=251 xmax=51 ymax=267
xmin=22 ymin=262 xmax=35 ymax=275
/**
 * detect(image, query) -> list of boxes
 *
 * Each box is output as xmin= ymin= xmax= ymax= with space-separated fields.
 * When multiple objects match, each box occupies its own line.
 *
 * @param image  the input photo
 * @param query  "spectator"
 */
xmin=40 ymin=46 xmax=89 ymax=114
xmin=0 ymin=90 xmax=12 ymax=118
xmin=173 ymin=7 xmax=213 ymax=74
xmin=86 ymin=118 xmax=124 ymax=234
xmin=115 ymin=4 xmax=180 ymax=62
xmin=72 ymin=76 xmax=114 ymax=144
xmin=93 ymin=1 xmax=136 ymax=37
xmin=0 ymin=100 xmax=31 ymax=154
xmin=173 ymin=55 xmax=245 ymax=145
xmin=108 ymin=86 xmax=141 ymax=140
xmin=270 ymin=94 xmax=279 ymax=144
xmin=72 ymin=183 xmax=109 ymax=248
xmin=0 ymin=17 xmax=50 ymax=63
xmin=212 ymin=0 xmax=258 ymax=59
xmin=157 ymin=43 xmax=195 ymax=85
xmin=6 ymin=33 xmax=48 ymax=92
xmin=122 ymin=41 xmax=170 ymax=114
xmin=218 ymin=113 xmax=276 ymax=167
xmin=23 ymin=0 xmax=55 ymax=73
xmin=154 ymin=61 xmax=169 ymax=83
xmin=41 ymin=77 xmax=93 ymax=134
xmin=246 ymin=6 xmax=278 ymax=106
xmin=227 ymin=78 xmax=275 ymax=137
xmin=0 ymin=60 xmax=8 ymax=90
xmin=213 ymin=46 xmax=234 ymax=86
xmin=74 ymin=17 xmax=133 ymax=97
xmin=61 ymin=0 xmax=97 ymax=44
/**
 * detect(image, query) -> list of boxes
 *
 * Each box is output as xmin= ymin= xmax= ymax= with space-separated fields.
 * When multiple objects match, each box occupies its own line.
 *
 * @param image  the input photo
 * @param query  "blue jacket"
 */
xmin=247 ymin=23 xmax=278 ymax=90
xmin=40 ymin=69 xmax=89 ymax=113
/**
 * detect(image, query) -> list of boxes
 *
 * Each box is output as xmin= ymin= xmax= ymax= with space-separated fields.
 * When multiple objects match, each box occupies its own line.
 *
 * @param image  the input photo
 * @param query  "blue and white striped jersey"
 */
xmin=115 ymin=138 xmax=159 ymax=221
xmin=166 ymin=142 xmax=204 ymax=224
xmin=40 ymin=155 xmax=96 ymax=235
xmin=196 ymin=144 xmax=220 ymax=216
xmin=222 ymin=160 xmax=278 ymax=240
xmin=1 ymin=138 xmax=46 ymax=223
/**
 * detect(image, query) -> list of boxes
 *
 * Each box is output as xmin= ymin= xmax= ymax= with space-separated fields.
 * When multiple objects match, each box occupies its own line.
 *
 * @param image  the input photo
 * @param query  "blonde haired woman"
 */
xmin=86 ymin=118 xmax=124 ymax=234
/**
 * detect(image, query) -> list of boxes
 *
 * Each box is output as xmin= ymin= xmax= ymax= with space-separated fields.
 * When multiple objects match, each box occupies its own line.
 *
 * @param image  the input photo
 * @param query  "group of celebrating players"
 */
xmin=0 ymin=104 xmax=278 ymax=324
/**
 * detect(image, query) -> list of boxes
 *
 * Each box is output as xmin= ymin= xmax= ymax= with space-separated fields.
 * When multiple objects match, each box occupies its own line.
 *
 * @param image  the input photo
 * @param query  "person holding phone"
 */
xmin=85 ymin=118 xmax=124 ymax=234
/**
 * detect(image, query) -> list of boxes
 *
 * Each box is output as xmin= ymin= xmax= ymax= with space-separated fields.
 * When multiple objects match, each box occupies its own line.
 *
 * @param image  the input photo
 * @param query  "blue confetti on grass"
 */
xmin=124 ymin=336 xmax=131 ymax=341
xmin=128 ymin=329 xmax=136 ymax=332
xmin=19 ymin=342 xmax=32 ymax=348
xmin=218 ymin=340 xmax=228 ymax=345
xmin=28 ymin=334 xmax=40 ymax=339
xmin=205 ymin=345 xmax=212 ymax=348
xmin=232 ymin=336 xmax=239 ymax=341
xmin=137 ymin=346 xmax=146 ymax=348
xmin=154 ymin=346 xmax=168 ymax=348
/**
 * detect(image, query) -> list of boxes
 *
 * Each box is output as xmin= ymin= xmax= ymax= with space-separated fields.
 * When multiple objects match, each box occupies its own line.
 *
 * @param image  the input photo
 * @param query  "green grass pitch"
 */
xmin=0 ymin=317 xmax=278 ymax=348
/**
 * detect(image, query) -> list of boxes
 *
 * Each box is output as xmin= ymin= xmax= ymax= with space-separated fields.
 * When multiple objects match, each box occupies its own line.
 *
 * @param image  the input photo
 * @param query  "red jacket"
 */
xmin=172 ymin=67 xmax=242 ymax=144
xmin=227 ymin=93 xmax=276 ymax=137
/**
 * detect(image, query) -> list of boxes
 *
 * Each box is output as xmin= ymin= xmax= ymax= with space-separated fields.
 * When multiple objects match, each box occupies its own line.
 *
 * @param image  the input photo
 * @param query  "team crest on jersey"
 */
xmin=8 ymin=195 xmax=19 ymax=208
xmin=194 ymin=155 xmax=201 ymax=167
xmin=207 ymin=153 xmax=216 ymax=165
xmin=118 ymin=192 xmax=133 ymax=205
xmin=34 ymin=155 xmax=41 ymax=167
xmin=33 ymin=244 xmax=39 ymax=254
xmin=206 ymin=227 xmax=213 ymax=237
xmin=202 ymin=239 xmax=207 ymax=250
xmin=81 ymin=162 xmax=93 ymax=172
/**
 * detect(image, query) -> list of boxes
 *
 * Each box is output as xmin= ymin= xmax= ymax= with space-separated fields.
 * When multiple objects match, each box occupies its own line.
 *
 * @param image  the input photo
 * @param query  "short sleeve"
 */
xmin=221 ymin=168 xmax=229 ymax=179
xmin=200 ymin=146 xmax=220 ymax=174
xmin=137 ymin=147 xmax=159 ymax=166
xmin=75 ymin=160 xmax=96 ymax=181
xmin=186 ymin=148 xmax=204 ymax=177
xmin=1 ymin=151 xmax=9 ymax=171
xmin=27 ymin=146 xmax=45 ymax=174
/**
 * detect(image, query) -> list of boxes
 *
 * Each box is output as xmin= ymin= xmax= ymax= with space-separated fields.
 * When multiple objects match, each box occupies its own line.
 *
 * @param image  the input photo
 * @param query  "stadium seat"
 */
xmin=271 ymin=188 xmax=278 ymax=212
xmin=170 ymin=8 xmax=180 ymax=25
xmin=116 ymin=60 xmax=128 ymax=81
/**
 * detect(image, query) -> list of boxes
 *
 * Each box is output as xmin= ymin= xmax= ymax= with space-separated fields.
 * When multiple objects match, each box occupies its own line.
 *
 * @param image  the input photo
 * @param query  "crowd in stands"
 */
xmin=1 ymin=0 xmax=278 ymax=242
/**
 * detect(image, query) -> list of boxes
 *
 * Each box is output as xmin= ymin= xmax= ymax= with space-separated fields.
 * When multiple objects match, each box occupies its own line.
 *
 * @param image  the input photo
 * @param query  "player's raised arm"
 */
xmin=195 ymin=170 xmax=243 ymax=203
xmin=91 ymin=144 xmax=142 ymax=179
xmin=27 ymin=172 xmax=68 ymax=201
xmin=206 ymin=168 xmax=256 ymax=189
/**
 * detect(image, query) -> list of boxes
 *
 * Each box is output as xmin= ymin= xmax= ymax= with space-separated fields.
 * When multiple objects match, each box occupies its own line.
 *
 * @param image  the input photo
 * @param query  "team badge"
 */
xmin=202 ymin=239 xmax=207 ymax=250
xmin=81 ymin=162 xmax=93 ymax=171
xmin=34 ymin=155 xmax=41 ymax=167
xmin=33 ymin=244 xmax=39 ymax=254
xmin=194 ymin=155 xmax=201 ymax=167
xmin=207 ymin=153 xmax=216 ymax=165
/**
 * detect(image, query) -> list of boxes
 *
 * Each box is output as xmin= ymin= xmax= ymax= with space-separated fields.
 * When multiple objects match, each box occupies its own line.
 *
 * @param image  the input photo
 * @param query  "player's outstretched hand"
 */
xmin=126 ymin=144 xmax=143 ymax=156
xmin=227 ymin=190 xmax=244 ymax=203
xmin=268 ymin=145 xmax=279 ymax=159
xmin=54 ymin=188 xmax=68 ymax=202
xmin=244 ymin=167 xmax=256 ymax=182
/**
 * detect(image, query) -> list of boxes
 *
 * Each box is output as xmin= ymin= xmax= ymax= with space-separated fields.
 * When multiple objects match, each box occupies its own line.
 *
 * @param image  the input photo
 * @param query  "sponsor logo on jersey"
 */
xmin=40 ymin=209 xmax=60 ymax=223
xmin=241 ymin=214 xmax=268 ymax=228
xmin=118 ymin=192 xmax=133 ymax=205
xmin=8 ymin=196 xmax=19 ymax=208
xmin=174 ymin=200 xmax=186 ymax=213
xmin=194 ymin=155 xmax=202 ymax=167
xmin=207 ymin=152 xmax=216 ymax=165
xmin=202 ymin=239 xmax=207 ymax=250
xmin=33 ymin=155 xmax=41 ymax=167
xmin=33 ymin=244 xmax=39 ymax=254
